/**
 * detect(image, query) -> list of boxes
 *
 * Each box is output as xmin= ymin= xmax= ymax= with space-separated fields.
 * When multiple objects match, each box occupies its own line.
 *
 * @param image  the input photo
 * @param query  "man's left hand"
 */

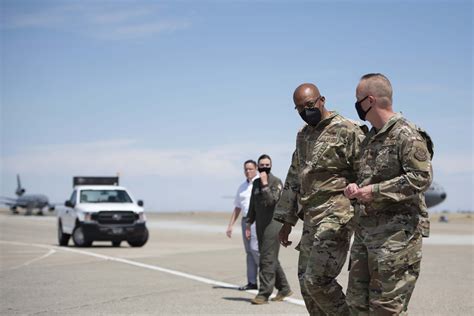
xmin=245 ymin=226 xmax=251 ymax=240
xmin=279 ymin=223 xmax=292 ymax=247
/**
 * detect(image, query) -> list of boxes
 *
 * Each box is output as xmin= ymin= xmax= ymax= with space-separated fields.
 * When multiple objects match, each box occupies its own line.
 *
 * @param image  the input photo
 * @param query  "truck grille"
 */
xmin=94 ymin=211 xmax=137 ymax=224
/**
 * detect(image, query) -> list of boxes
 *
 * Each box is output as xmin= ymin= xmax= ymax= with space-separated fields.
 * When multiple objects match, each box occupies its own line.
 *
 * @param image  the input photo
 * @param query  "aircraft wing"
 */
xmin=47 ymin=202 xmax=64 ymax=211
xmin=0 ymin=196 xmax=17 ymax=201
xmin=1 ymin=202 xmax=17 ymax=207
xmin=0 ymin=197 xmax=28 ymax=207
xmin=0 ymin=199 xmax=17 ymax=206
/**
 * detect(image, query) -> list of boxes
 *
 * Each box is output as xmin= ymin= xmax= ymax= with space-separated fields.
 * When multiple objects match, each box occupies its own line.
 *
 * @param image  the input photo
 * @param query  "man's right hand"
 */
xmin=344 ymin=183 xmax=359 ymax=199
xmin=279 ymin=223 xmax=292 ymax=247
xmin=226 ymin=227 xmax=232 ymax=238
xmin=259 ymin=171 xmax=268 ymax=186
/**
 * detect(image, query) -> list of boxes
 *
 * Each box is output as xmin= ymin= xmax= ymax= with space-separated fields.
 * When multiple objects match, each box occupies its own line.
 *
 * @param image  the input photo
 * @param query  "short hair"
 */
xmin=258 ymin=154 xmax=272 ymax=163
xmin=243 ymin=159 xmax=257 ymax=167
xmin=360 ymin=73 xmax=393 ymax=103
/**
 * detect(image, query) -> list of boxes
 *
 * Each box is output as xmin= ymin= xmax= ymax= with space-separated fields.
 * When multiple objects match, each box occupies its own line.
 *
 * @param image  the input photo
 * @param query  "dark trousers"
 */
xmin=256 ymin=220 xmax=291 ymax=298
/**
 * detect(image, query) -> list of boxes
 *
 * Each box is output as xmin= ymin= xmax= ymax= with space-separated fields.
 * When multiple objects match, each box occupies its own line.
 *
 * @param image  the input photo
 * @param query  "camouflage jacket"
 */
xmin=273 ymin=112 xmax=366 ymax=227
xmin=355 ymin=113 xmax=433 ymax=228
xmin=247 ymin=173 xmax=283 ymax=232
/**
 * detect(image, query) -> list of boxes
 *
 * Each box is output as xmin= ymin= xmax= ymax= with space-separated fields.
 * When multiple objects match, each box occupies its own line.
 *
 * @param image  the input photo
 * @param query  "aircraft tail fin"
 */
xmin=15 ymin=174 xmax=26 ymax=196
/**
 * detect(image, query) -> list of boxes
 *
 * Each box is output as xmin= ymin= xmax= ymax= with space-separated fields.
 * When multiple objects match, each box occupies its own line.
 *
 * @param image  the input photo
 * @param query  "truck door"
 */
xmin=64 ymin=190 xmax=77 ymax=232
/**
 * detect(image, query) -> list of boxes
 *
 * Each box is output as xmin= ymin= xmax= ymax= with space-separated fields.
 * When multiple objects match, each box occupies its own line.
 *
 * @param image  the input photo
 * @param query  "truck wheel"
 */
xmin=112 ymin=241 xmax=121 ymax=247
xmin=57 ymin=221 xmax=70 ymax=246
xmin=72 ymin=225 xmax=92 ymax=247
xmin=127 ymin=228 xmax=149 ymax=247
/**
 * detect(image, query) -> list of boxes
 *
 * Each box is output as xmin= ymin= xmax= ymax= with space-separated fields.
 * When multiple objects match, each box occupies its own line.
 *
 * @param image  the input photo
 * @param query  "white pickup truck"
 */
xmin=57 ymin=177 xmax=148 ymax=247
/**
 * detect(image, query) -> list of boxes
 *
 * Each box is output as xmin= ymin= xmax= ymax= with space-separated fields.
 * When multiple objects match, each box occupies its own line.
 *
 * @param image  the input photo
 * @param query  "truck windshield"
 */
xmin=79 ymin=190 xmax=133 ymax=203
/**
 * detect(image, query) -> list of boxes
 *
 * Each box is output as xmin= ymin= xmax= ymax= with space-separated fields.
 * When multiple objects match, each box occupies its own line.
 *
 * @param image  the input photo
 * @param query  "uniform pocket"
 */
xmin=378 ymin=236 xmax=422 ymax=298
xmin=419 ymin=217 xmax=430 ymax=238
xmin=375 ymin=145 xmax=399 ymax=173
xmin=297 ymin=225 xmax=317 ymax=253
xmin=311 ymin=142 xmax=329 ymax=168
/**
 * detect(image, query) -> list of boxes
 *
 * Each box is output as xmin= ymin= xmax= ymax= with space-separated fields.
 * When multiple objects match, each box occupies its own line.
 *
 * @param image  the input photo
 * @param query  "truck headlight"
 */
xmin=84 ymin=213 xmax=92 ymax=222
xmin=138 ymin=212 xmax=146 ymax=222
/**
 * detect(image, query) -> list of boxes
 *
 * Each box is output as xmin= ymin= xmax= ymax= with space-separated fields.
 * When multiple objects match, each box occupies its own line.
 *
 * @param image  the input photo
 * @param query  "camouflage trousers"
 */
xmin=346 ymin=214 xmax=423 ymax=316
xmin=297 ymin=220 xmax=351 ymax=316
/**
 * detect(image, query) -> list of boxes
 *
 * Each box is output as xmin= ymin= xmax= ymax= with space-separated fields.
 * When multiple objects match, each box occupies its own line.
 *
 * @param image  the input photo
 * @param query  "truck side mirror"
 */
xmin=137 ymin=200 xmax=144 ymax=207
xmin=65 ymin=200 xmax=74 ymax=208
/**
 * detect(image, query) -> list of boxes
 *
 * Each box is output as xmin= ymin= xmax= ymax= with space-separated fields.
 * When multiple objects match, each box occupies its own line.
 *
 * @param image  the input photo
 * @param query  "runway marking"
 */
xmin=8 ymin=248 xmax=56 ymax=270
xmin=0 ymin=240 xmax=306 ymax=307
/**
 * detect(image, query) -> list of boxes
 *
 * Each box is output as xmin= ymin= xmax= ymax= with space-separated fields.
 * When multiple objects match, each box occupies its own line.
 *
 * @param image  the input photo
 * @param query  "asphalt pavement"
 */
xmin=0 ymin=210 xmax=473 ymax=315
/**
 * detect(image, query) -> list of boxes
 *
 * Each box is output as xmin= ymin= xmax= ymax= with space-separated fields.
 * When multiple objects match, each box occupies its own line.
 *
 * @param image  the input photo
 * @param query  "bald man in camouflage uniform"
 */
xmin=345 ymin=73 xmax=433 ymax=315
xmin=274 ymin=83 xmax=366 ymax=315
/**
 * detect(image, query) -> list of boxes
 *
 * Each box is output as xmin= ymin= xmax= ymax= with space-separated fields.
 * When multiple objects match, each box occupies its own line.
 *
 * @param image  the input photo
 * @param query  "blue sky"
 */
xmin=1 ymin=0 xmax=472 ymax=212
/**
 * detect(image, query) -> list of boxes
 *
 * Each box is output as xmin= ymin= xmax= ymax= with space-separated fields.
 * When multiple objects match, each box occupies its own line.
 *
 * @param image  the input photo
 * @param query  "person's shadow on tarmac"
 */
xmin=212 ymin=285 xmax=253 ymax=303
xmin=222 ymin=297 xmax=252 ymax=303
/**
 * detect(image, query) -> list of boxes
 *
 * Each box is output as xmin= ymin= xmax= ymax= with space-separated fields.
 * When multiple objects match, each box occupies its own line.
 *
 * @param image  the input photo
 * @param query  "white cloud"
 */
xmin=3 ymin=7 xmax=67 ymax=28
xmin=2 ymin=139 xmax=294 ymax=180
xmin=1 ymin=139 xmax=296 ymax=211
xmin=2 ymin=3 xmax=189 ymax=40
xmin=91 ymin=8 xmax=155 ymax=24
xmin=95 ymin=20 xmax=190 ymax=40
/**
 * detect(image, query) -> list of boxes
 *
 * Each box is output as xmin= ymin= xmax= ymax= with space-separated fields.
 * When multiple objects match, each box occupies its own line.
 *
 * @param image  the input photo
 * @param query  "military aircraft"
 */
xmin=424 ymin=182 xmax=447 ymax=208
xmin=0 ymin=175 xmax=55 ymax=216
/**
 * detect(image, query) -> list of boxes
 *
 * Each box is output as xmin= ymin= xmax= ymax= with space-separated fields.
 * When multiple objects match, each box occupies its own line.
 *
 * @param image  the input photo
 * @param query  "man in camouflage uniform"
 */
xmin=274 ymin=83 xmax=366 ymax=315
xmin=344 ymin=73 xmax=433 ymax=315
xmin=246 ymin=154 xmax=292 ymax=305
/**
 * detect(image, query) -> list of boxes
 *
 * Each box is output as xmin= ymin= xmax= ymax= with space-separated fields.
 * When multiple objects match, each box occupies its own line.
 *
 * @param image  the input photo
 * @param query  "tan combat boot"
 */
xmin=270 ymin=290 xmax=293 ymax=302
xmin=250 ymin=295 xmax=268 ymax=305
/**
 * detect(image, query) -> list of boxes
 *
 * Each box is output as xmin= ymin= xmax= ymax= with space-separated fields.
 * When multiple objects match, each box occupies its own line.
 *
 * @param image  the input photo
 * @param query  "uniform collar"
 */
xmin=307 ymin=111 xmax=338 ymax=129
xmin=247 ymin=174 xmax=259 ymax=183
xmin=369 ymin=113 xmax=402 ymax=138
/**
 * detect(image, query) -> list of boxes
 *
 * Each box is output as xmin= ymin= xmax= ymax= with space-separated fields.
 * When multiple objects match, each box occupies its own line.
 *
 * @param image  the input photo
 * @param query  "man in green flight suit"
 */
xmin=274 ymin=83 xmax=366 ymax=315
xmin=246 ymin=154 xmax=292 ymax=305
xmin=344 ymin=73 xmax=433 ymax=315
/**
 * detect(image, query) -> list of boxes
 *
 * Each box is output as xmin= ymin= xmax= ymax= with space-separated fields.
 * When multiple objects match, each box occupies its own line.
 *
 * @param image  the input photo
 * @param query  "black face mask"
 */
xmin=258 ymin=167 xmax=271 ymax=174
xmin=299 ymin=107 xmax=322 ymax=126
xmin=355 ymin=96 xmax=371 ymax=121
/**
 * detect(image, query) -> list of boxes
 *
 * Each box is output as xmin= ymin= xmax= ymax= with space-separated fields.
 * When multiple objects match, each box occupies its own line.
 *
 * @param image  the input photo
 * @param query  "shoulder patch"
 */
xmin=417 ymin=128 xmax=434 ymax=159
xmin=414 ymin=147 xmax=428 ymax=161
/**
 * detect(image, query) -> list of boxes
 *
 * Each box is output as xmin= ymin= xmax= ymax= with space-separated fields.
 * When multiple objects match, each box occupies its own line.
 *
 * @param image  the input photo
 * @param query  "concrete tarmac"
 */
xmin=0 ymin=210 xmax=473 ymax=315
